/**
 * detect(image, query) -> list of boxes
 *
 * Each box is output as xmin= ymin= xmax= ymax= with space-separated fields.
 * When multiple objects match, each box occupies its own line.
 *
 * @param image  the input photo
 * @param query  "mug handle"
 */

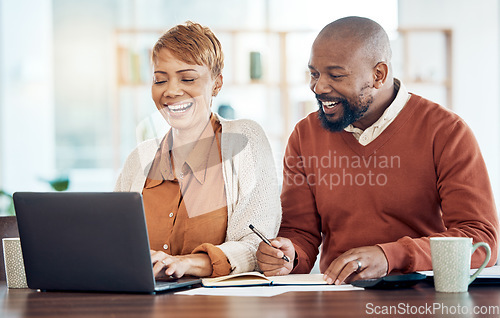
xmin=469 ymin=242 xmax=491 ymax=285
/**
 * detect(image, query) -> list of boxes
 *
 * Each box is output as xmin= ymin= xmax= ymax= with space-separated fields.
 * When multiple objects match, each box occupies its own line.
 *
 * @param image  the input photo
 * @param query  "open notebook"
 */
xmin=202 ymin=272 xmax=327 ymax=287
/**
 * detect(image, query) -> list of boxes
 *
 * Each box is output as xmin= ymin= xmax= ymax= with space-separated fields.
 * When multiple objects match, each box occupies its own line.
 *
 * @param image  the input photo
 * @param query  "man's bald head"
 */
xmin=315 ymin=16 xmax=392 ymax=66
xmin=309 ymin=16 xmax=397 ymax=132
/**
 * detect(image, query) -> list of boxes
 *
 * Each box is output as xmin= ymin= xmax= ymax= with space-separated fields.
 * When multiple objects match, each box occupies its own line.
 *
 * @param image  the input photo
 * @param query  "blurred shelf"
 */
xmin=398 ymin=28 xmax=453 ymax=108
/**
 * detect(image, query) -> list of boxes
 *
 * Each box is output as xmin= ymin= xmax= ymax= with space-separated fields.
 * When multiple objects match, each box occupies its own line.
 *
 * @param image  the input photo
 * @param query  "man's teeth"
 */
xmin=167 ymin=102 xmax=193 ymax=112
xmin=322 ymin=101 xmax=338 ymax=109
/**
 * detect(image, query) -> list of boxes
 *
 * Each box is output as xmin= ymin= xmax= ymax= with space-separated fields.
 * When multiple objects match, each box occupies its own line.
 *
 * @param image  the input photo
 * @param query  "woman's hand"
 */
xmin=150 ymin=250 xmax=213 ymax=278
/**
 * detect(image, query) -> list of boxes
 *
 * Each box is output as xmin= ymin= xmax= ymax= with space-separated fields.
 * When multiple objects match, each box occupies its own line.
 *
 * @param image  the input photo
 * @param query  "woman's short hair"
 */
xmin=152 ymin=21 xmax=224 ymax=79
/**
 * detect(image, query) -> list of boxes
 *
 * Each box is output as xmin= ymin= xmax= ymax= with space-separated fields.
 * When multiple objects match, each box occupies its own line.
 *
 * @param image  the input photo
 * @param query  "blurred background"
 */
xmin=0 ymin=0 xmax=499 ymax=215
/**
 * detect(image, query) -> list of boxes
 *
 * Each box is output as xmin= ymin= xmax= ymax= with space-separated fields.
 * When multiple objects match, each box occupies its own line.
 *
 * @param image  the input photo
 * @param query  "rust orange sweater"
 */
xmin=279 ymin=94 xmax=498 ymax=274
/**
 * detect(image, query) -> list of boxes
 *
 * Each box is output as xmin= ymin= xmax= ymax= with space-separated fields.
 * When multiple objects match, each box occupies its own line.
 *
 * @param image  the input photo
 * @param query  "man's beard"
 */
xmin=317 ymin=95 xmax=371 ymax=132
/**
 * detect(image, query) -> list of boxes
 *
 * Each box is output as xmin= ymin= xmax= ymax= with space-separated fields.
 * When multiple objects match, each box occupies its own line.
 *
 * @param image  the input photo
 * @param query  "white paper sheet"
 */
xmin=419 ymin=265 xmax=500 ymax=278
xmin=176 ymin=284 xmax=363 ymax=297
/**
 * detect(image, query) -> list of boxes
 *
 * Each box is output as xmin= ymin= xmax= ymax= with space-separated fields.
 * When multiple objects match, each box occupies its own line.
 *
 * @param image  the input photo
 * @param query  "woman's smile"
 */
xmin=165 ymin=101 xmax=194 ymax=113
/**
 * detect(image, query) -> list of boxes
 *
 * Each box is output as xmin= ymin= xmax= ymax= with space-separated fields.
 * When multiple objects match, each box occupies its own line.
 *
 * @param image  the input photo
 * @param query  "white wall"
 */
xmin=398 ymin=0 xmax=500 ymax=207
xmin=0 ymin=0 xmax=55 ymax=192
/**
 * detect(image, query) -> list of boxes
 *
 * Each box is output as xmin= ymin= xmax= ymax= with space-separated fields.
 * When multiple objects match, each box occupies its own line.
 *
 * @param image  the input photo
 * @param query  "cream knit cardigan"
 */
xmin=114 ymin=115 xmax=282 ymax=274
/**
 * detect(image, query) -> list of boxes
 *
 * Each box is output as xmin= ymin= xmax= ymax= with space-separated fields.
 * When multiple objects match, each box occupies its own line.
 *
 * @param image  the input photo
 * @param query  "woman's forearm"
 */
xmin=183 ymin=253 xmax=213 ymax=277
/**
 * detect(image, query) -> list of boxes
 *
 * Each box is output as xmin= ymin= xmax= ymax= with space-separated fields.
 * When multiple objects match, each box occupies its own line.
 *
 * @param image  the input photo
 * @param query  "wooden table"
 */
xmin=1 ymin=282 xmax=500 ymax=318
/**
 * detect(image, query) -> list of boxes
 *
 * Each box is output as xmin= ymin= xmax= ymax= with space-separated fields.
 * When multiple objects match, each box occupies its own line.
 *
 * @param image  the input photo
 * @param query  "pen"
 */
xmin=249 ymin=224 xmax=290 ymax=262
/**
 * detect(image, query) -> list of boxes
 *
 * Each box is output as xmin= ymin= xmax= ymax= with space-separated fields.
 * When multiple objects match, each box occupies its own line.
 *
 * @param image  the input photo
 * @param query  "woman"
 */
xmin=115 ymin=22 xmax=281 ymax=278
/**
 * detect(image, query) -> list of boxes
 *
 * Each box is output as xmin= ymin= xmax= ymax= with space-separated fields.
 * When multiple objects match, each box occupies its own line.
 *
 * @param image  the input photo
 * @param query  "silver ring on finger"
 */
xmin=355 ymin=259 xmax=362 ymax=273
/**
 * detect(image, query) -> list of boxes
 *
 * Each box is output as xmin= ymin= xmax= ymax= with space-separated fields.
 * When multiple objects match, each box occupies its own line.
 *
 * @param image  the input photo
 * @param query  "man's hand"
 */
xmin=323 ymin=246 xmax=388 ymax=285
xmin=256 ymin=237 xmax=295 ymax=276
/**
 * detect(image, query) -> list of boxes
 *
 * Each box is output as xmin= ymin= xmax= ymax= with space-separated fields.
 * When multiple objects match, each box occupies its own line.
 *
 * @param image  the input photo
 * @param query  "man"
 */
xmin=257 ymin=16 xmax=498 ymax=285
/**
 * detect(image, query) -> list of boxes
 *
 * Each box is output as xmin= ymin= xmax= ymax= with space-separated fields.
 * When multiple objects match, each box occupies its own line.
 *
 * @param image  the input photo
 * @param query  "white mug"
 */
xmin=430 ymin=237 xmax=490 ymax=293
xmin=2 ymin=238 xmax=28 ymax=288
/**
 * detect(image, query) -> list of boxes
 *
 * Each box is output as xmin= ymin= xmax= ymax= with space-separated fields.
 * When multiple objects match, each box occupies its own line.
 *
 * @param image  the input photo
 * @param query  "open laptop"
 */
xmin=13 ymin=192 xmax=202 ymax=293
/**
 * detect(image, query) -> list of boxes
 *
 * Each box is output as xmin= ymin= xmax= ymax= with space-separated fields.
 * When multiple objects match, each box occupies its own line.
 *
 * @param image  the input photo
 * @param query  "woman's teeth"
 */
xmin=322 ymin=101 xmax=338 ymax=109
xmin=167 ymin=102 xmax=193 ymax=112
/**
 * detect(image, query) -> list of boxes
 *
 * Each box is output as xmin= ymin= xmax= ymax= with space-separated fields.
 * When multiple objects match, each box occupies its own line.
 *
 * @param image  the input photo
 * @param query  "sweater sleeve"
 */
xmin=114 ymin=139 xmax=160 ymax=193
xmin=379 ymin=120 xmax=498 ymax=273
xmin=216 ymin=120 xmax=282 ymax=274
xmin=278 ymin=126 xmax=322 ymax=274
xmin=192 ymin=243 xmax=232 ymax=277
xmin=114 ymin=148 xmax=140 ymax=192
